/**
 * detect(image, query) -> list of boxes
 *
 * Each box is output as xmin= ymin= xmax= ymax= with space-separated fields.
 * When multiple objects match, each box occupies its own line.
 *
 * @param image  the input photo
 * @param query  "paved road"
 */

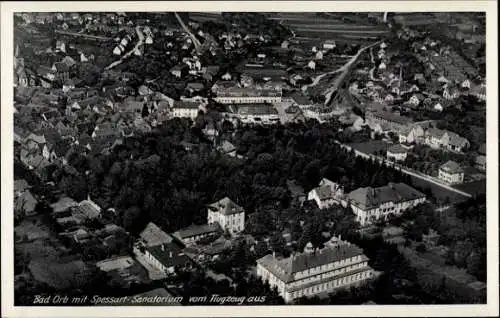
xmin=301 ymin=41 xmax=380 ymax=100
xmin=105 ymin=26 xmax=144 ymax=70
xmin=336 ymin=141 xmax=473 ymax=198
xmin=174 ymin=12 xmax=201 ymax=53
xmin=323 ymin=41 xmax=382 ymax=105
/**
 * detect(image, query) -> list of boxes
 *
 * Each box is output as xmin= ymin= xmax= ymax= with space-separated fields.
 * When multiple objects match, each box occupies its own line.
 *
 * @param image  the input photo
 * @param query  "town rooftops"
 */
xmin=208 ymin=197 xmax=244 ymax=215
xmin=446 ymin=131 xmax=470 ymax=148
xmin=348 ymin=183 xmax=425 ymax=211
xmin=14 ymin=179 xmax=30 ymax=193
xmin=257 ymin=244 xmax=368 ymax=283
xmin=173 ymin=223 xmax=221 ymax=240
xmin=440 ymin=160 xmax=463 ymax=174
xmin=140 ymin=222 xmax=173 ymax=247
xmin=15 ymin=190 xmax=38 ymax=213
xmin=387 ymin=144 xmax=408 ymax=154
xmin=26 ymin=133 xmax=46 ymax=144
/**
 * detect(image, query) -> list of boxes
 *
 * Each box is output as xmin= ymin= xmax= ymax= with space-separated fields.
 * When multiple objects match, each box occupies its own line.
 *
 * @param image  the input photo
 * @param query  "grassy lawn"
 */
xmin=28 ymin=259 xmax=89 ymax=290
xmin=409 ymin=175 xmax=467 ymax=204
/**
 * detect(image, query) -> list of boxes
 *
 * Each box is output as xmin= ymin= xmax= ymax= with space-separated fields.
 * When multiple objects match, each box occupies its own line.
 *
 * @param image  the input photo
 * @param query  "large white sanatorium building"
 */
xmin=214 ymin=87 xmax=282 ymax=104
xmin=347 ymin=182 xmax=426 ymax=226
xmin=256 ymin=237 xmax=374 ymax=303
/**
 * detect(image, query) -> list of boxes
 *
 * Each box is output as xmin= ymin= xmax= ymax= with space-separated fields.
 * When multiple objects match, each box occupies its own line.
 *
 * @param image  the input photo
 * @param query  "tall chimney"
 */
xmin=161 ymin=244 xmax=164 ymax=251
xmin=169 ymin=251 xmax=173 ymax=258
xmin=383 ymin=12 xmax=388 ymax=23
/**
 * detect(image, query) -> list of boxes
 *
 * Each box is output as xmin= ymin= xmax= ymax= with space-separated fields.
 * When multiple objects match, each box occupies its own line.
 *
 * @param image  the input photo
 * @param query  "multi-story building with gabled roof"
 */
xmin=257 ymin=237 xmax=374 ymax=303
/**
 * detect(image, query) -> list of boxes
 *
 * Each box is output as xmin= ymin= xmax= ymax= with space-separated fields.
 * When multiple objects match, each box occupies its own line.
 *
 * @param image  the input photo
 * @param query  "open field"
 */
xmin=188 ymin=12 xmax=223 ymax=22
xmin=267 ymin=12 xmax=389 ymax=43
xmin=409 ymin=175 xmax=467 ymax=204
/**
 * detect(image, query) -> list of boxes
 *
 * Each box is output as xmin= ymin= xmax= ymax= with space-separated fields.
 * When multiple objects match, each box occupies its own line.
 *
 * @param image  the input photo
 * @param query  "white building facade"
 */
xmin=256 ymin=238 xmax=374 ymax=303
xmin=207 ymin=197 xmax=245 ymax=234
xmin=348 ymin=183 xmax=426 ymax=226
xmin=438 ymin=161 xmax=464 ymax=184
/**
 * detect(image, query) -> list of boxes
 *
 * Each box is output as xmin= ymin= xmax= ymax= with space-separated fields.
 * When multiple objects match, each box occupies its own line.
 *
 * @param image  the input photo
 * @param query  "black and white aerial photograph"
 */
xmin=1 ymin=1 xmax=498 ymax=317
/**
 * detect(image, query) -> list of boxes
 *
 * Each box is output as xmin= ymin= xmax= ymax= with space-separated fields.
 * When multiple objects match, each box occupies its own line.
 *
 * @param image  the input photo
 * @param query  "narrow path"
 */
xmin=105 ymin=26 xmax=144 ymax=70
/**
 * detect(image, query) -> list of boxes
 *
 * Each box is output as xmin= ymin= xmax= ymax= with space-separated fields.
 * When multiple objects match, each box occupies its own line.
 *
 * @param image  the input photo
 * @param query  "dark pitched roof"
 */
xmin=173 ymin=101 xmax=200 ymax=109
xmin=145 ymin=243 xmax=192 ymax=268
xmin=140 ymin=222 xmax=173 ymax=247
xmin=387 ymin=144 xmax=408 ymax=154
xmin=440 ymin=160 xmax=463 ymax=174
xmin=257 ymin=244 xmax=368 ymax=283
xmin=208 ymin=197 xmax=244 ymax=215
xmin=174 ymin=223 xmax=221 ymax=239
xmin=315 ymin=185 xmax=334 ymax=200
xmin=348 ymin=183 xmax=425 ymax=210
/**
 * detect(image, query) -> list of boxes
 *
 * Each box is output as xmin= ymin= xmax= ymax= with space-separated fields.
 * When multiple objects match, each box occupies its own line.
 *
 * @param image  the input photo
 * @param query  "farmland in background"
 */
xmin=265 ymin=12 xmax=390 ymax=44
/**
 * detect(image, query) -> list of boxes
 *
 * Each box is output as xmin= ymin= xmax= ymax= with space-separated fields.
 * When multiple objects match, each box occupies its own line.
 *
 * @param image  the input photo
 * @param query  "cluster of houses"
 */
xmin=354 ymin=35 xmax=485 ymax=117
xmin=130 ymin=196 xmax=246 ymax=279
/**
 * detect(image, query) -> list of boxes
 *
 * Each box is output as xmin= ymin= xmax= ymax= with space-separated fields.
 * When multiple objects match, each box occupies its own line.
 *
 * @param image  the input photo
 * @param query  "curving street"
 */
xmin=105 ymin=25 xmax=144 ymax=70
